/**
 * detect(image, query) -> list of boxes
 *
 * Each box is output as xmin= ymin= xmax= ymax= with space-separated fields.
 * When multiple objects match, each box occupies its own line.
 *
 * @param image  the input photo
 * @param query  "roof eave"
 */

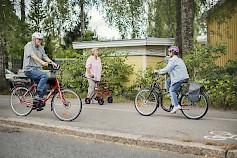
xmin=72 ymin=38 xmax=175 ymax=49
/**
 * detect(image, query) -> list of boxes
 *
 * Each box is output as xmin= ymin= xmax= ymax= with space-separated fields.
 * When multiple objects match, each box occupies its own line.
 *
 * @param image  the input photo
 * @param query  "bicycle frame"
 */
xmin=147 ymin=78 xmax=164 ymax=107
xmin=19 ymin=71 xmax=66 ymax=107
xmin=148 ymin=77 xmax=186 ymax=109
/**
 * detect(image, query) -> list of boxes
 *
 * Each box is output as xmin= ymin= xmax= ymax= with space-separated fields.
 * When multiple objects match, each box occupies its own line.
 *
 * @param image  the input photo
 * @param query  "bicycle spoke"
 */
xmin=10 ymin=87 xmax=33 ymax=116
xmin=181 ymin=93 xmax=208 ymax=119
xmin=135 ymin=89 xmax=158 ymax=116
xmin=52 ymin=89 xmax=82 ymax=121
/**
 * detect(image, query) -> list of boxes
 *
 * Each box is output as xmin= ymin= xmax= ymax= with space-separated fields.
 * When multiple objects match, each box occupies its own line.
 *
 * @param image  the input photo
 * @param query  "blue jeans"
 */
xmin=166 ymin=77 xmax=187 ymax=107
xmin=25 ymin=69 xmax=49 ymax=97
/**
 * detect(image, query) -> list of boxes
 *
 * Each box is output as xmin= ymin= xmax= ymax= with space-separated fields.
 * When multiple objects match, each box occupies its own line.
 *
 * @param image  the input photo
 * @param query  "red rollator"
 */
xmin=85 ymin=75 xmax=113 ymax=105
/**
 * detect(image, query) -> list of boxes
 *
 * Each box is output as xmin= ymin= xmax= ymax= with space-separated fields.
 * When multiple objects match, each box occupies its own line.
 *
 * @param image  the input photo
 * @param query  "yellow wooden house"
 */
xmin=204 ymin=0 xmax=237 ymax=66
xmin=73 ymin=38 xmax=174 ymax=84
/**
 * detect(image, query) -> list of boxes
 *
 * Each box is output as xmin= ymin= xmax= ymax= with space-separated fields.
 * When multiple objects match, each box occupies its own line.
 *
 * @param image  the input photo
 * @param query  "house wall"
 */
xmin=102 ymin=45 xmax=166 ymax=71
xmin=111 ymin=45 xmax=166 ymax=86
xmin=122 ymin=55 xmax=165 ymax=86
xmin=207 ymin=0 xmax=237 ymax=66
xmin=79 ymin=40 xmax=172 ymax=86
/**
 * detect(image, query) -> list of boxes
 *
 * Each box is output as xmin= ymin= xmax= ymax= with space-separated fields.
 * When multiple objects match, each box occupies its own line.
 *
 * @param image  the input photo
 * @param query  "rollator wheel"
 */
xmin=98 ymin=98 xmax=104 ymax=105
xmin=85 ymin=98 xmax=91 ymax=104
xmin=108 ymin=96 xmax=113 ymax=103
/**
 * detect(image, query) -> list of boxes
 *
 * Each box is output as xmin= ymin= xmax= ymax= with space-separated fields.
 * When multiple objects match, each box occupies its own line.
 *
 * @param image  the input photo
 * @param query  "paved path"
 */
xmin=0 ymin=95 xmax=236 ymax=158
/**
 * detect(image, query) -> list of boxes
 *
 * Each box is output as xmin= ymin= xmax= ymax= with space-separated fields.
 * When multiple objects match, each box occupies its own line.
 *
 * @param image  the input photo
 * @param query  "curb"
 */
xmin=0 ymin=117 xmax=234 ymax=158
xmin=227 ymin=150 xmax=237 ymax=158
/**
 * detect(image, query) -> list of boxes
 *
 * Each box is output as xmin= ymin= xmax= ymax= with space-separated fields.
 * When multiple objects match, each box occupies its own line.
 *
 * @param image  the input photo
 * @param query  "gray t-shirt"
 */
xmin=22 ymin=41 xmax=49 ymax=71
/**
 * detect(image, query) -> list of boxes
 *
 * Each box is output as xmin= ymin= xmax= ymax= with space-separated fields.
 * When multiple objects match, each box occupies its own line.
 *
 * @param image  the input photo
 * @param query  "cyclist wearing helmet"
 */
xmin=154 ymin=46 xmax=189 ymax=114
xmin=23 ymin=32 xmax=57 ymax=100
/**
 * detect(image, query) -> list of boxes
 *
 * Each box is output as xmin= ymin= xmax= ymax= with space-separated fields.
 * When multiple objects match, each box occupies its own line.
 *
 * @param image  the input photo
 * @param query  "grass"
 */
xmin=178 ymin=138 xmax=195 ymax=143
xmin=203 ymin=140 xmax=237 ymax=150
xmin=178 ymin=139 xmax=237 ymax=150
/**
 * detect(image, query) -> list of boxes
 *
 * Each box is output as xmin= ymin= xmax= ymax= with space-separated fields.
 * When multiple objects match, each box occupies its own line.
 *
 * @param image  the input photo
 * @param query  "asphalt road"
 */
xmin=0 ymin=95 xmax=236 ymax=144
xmin=0 ymin=95 xmax=237 ymax=157
xmin=0 ymin=124 xmax=202 ymax=158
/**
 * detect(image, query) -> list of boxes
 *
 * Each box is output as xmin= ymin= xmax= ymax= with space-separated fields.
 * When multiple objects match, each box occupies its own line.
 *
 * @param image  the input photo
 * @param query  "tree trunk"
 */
xmin=20 ymin=0 xmax=25 ymax=22
xmin=180 ymin=0 xmax=194 ymax=56
xmin=0 ymin=41 xmax=4 ymax=77
xmin=176 ymin=0 xmax=182 ymax=57
xmin=0 ymin=41 xmax=9 ymax=92
xmin=20 ymin=0 xmax=27 ymax=36
xmin=79 ymin=0 xmax=85 ymax=37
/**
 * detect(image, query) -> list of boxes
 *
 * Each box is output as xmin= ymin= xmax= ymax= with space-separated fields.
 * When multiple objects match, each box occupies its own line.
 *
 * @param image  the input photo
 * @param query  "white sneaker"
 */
xmin=91 ymin=98 xmax=97 ymax=104
xmin=170 ymin=105 xmax=182 ymax=114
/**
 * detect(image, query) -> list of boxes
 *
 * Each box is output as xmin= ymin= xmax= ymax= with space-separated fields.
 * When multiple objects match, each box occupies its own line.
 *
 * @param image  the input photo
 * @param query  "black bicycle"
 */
xmin=134 ymin=76 xmax=208 ymax=119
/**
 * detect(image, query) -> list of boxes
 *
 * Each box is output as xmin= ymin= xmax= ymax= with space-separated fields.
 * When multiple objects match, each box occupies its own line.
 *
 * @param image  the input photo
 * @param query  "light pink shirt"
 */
xmin=85 ymin=55 xmax=102 ymax=81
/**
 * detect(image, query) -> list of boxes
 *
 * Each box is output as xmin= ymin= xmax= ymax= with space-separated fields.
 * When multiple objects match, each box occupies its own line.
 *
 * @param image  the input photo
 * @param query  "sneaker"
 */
xmin=33 ymin=94 xmax=44 ymax=101
xmin=32 ymin=101 xmax=43 ymax=111
xmin=91 ymin=98 xmax=97 ymax=104
xmin=170 ymin=105 xmax=182 ymax=114
xmin=36 ymin=106 xmax=44 ymax=111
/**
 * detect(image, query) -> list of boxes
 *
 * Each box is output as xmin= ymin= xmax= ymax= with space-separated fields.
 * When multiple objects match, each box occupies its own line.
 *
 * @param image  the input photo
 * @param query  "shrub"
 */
xmin=59 ymin=49 xmax=134 ymax=97
xmin=184 ymin=43 xmax=237 ymax=109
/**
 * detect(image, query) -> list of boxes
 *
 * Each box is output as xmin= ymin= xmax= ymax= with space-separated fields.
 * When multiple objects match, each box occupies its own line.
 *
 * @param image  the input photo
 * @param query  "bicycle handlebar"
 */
xmin=49 ymin=62 xmax=60 ymax=70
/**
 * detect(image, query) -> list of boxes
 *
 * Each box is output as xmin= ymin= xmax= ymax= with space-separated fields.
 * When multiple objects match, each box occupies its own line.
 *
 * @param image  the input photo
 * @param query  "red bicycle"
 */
xmin=10 ymin=63 xmax=82 ymax=121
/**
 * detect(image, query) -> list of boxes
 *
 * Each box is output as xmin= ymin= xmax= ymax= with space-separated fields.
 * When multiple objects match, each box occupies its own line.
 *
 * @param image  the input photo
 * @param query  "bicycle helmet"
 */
xmin=32 ymin=32 xmax=44 ymax=40
xmin=168 ymin=46 xmax=179 ymax=55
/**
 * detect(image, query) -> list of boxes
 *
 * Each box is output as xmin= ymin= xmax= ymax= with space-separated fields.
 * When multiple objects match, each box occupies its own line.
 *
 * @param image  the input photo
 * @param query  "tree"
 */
xmin=0 ymin=0 xmax=23 ymax=90
xmin=177 ymin=0 xmax=218 ymax=56
xmin=100 ymin=0 xmax=146 ymax=39
xmin=180 ymin=0 xmax=195 ymax=56
xmin=79 ymin=0 xmax=85 ymax=37
xmin=147 ymin=0 xmax=176 ymax=38
xmin=98 ymin=0 xmax=200 ymax=56
xmin=175 ymin=0 xmax=182 ymax=55
xmin=20 ymin=0 xmax=26 ymax=22
xmin=27 ymin=0 xmax=47 ymax=32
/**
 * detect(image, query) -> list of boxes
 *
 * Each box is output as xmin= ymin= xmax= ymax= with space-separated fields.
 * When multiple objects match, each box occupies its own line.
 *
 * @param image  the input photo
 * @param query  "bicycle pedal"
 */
xmin=40 ymin=103 xmax=46 ymax=107
xmin=32 ymin=102 xmax=39 ymax=110
xmin=36 ymin=107 xmax=43 ymax=111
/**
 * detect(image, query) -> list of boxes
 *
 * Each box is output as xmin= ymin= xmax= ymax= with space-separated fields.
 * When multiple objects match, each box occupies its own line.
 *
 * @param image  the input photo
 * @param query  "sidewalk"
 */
xmin=0 ymin=95 xmax=236 ymax=158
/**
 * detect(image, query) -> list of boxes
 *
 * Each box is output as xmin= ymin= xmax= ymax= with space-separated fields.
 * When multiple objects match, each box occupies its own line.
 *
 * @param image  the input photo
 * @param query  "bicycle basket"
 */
xmin=188 ymin=82 xmax=205 ymax=102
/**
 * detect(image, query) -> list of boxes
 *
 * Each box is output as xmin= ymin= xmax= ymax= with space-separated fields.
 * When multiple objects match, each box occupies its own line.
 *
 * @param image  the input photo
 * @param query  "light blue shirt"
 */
xmin=158 ymin=55 xmax=189 ymax=85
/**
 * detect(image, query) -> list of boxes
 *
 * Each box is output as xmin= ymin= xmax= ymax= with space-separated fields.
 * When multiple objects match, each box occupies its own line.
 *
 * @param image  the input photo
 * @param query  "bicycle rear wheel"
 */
xmin=180 ymin=92 xmax=208 ymax=119
xmin=51 ymin=89 xmax=82 ymax=121
xmin=134 ymin=88 xmax=158 ymax=116
xmin=10 ymin=87 xmax=33 ymax=116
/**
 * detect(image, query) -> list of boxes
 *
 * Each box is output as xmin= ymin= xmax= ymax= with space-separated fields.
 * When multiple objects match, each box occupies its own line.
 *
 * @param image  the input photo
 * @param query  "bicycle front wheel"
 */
xmin=134 ymin=88 xmax=158 ymax=116
xmin=10 ymin=87 xmax=33 ymax=116
xmin=52 ymin=89 xmax=82 ymax=121
xmin=180 ymin=92 xmax=208 ymax=119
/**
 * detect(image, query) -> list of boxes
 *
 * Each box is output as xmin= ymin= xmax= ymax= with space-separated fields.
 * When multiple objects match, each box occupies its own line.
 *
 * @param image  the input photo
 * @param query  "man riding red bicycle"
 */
xmin=22 ymin=32 xmax=58 ymax=101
